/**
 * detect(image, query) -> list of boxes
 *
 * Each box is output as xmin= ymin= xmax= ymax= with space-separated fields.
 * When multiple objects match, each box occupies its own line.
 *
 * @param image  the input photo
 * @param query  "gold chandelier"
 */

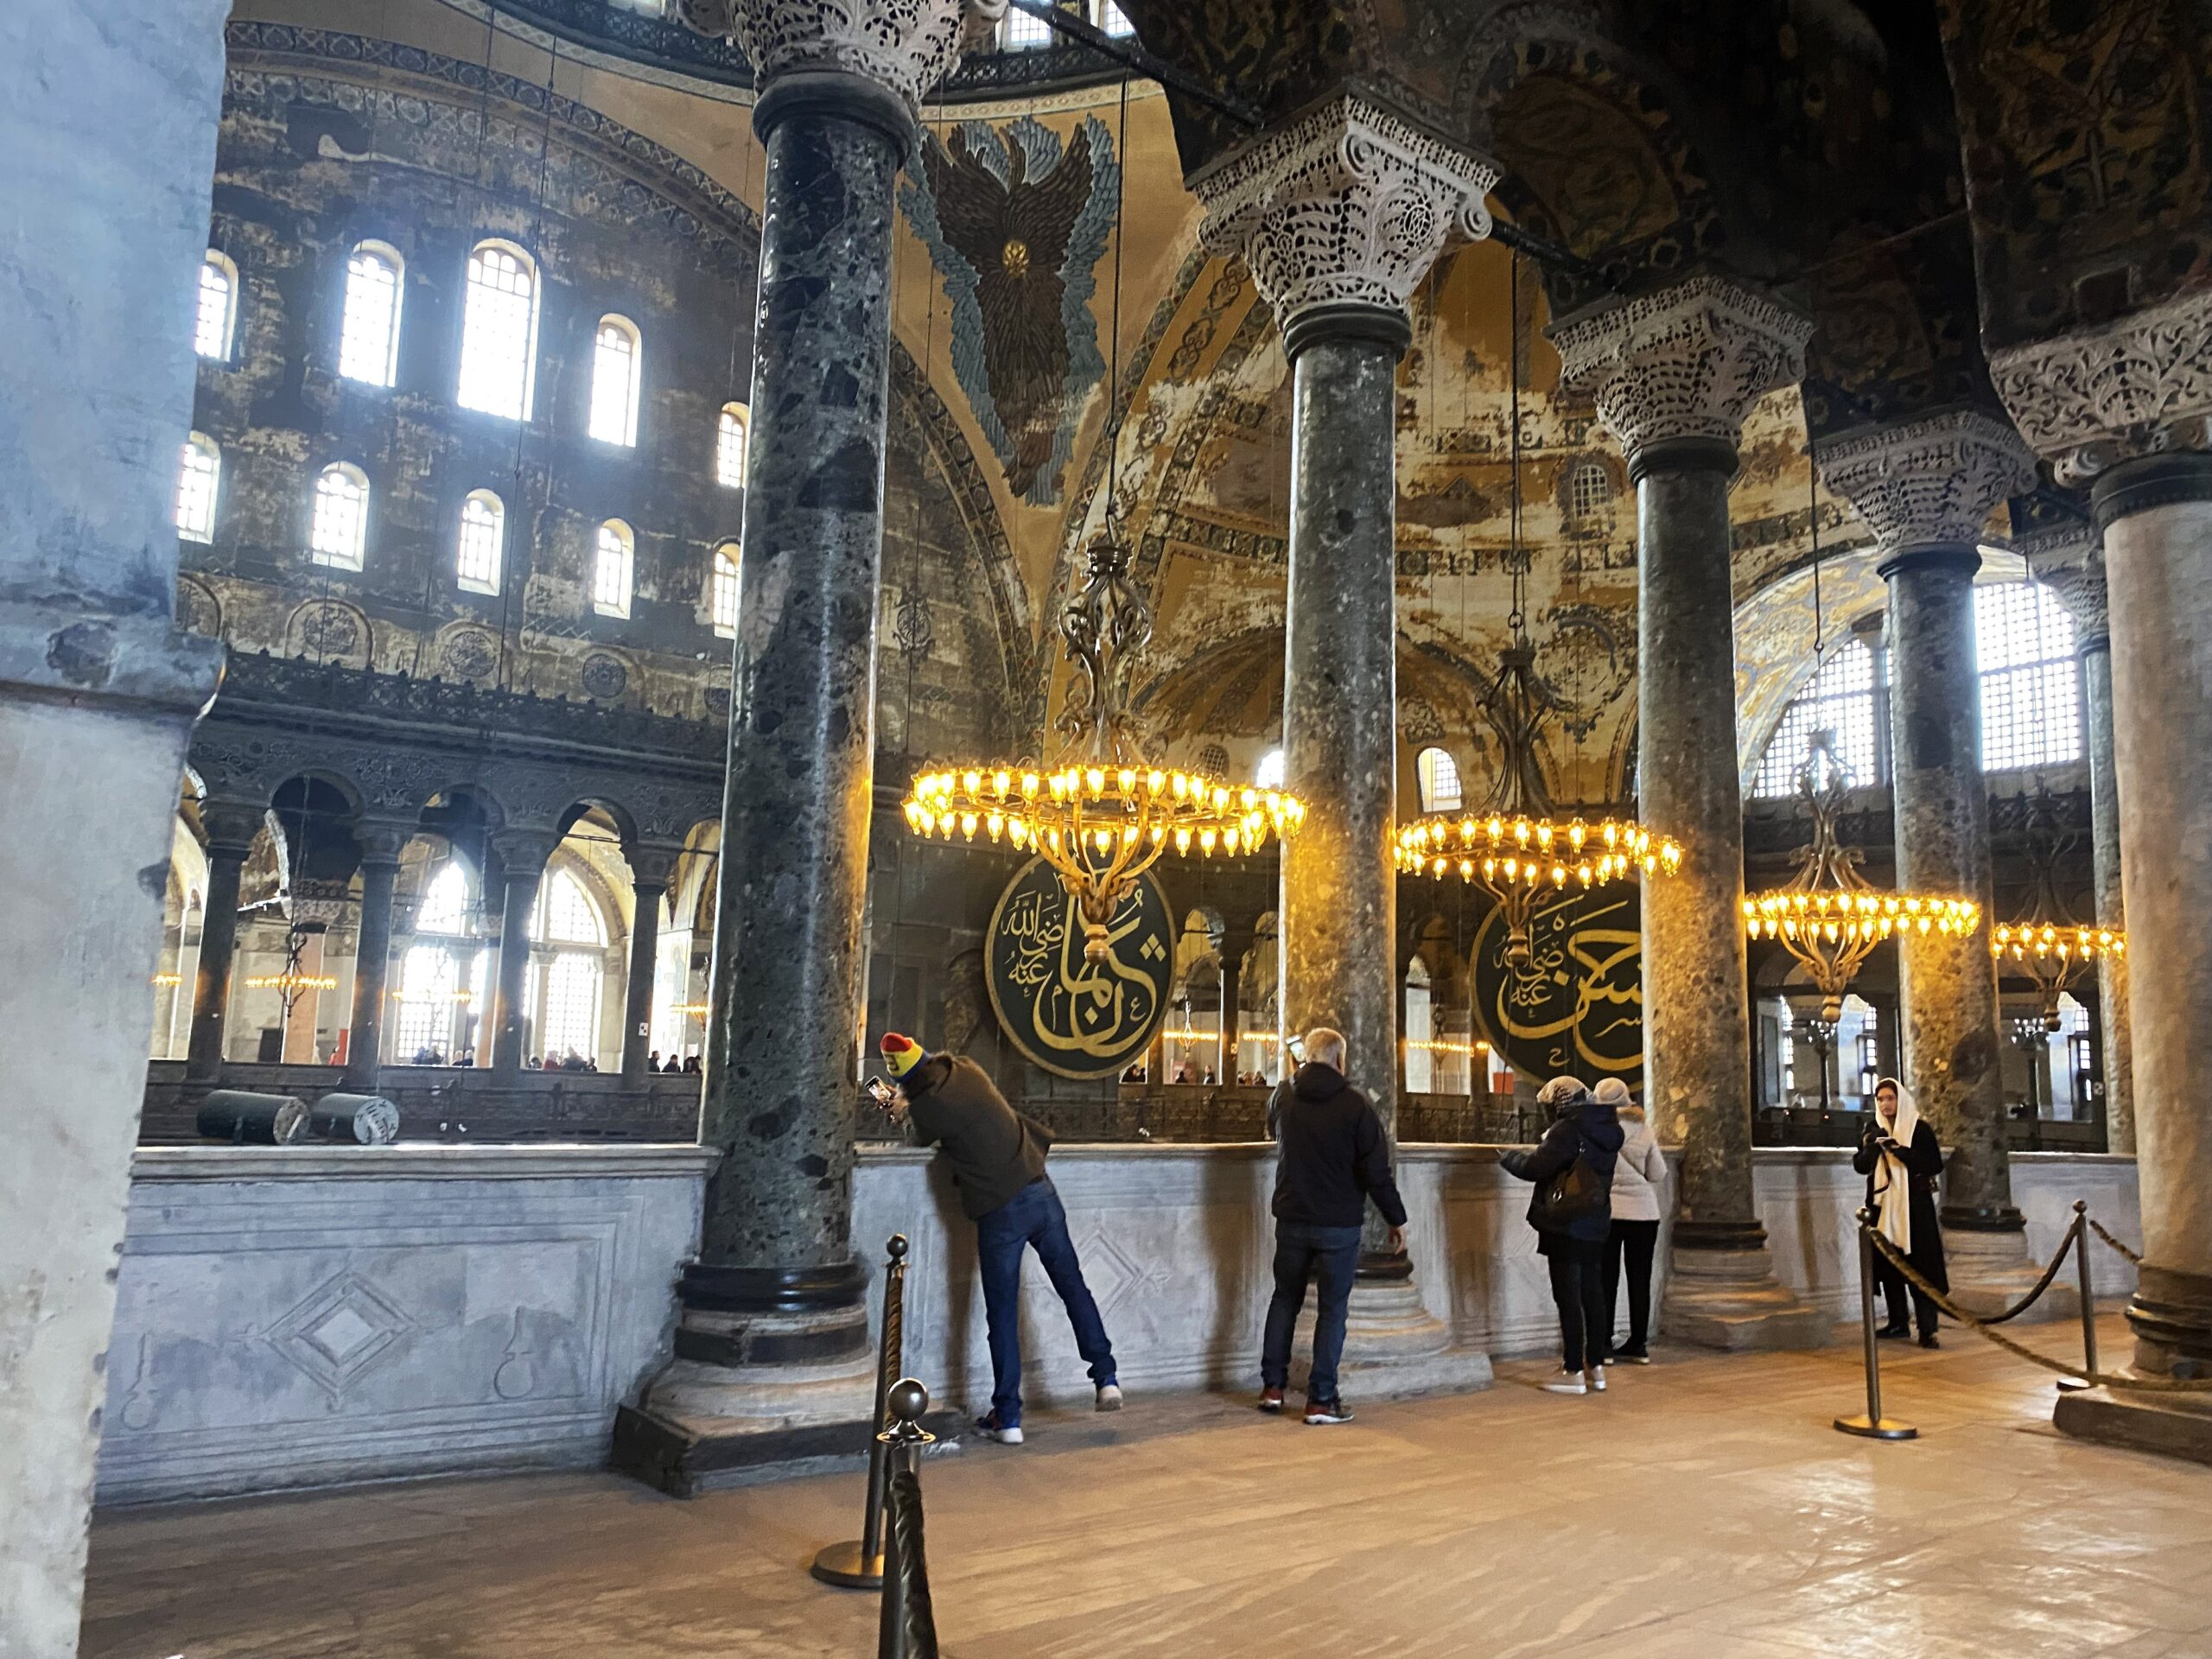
xmin=1991 ymin=783 xmax=2123 ymax=1031
xmin=1397 ymin=644 xmax=1680 ymax=968
xmin=1743 ymin=732 xmax=1979 ymax=1022
xmin=904 ymin=534 xmax=1306 ymax=962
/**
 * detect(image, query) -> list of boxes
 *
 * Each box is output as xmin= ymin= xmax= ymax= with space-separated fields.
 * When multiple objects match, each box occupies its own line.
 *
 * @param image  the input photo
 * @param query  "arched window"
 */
xmin=309 ymin=462 xmax=370 ymax=569
xmin=710 ymin=543 xmax=741 ymax=637
xmin=1753 ymin=639 xmax=1881 ymax=798
xmin=716 ymin=402 xmax=750 ymax=489
xmin=414 ymin=862 xmax=472 ymax=934
xmin=1567 ymin=458 xmax=1614 ymax=534
xmin=457 ymin=240 xmax=539 ymax=421
xmin=175 ymin=433 xmax=220 ymax=543
xmin=533 ymin=868 xmax=607 ymax=946
xmin=1416 ymin=746 xmax=1464 ymax=812
xmin=1977 ymin=581 xmax=2081 ymax=771
xmin=338 ymin=241 xmax=404 ymax=386
xmin=1255 ymin=747 xmax=1287 ymax=791
xmin=530 ymin=866 xmax=606 ymax=1065
xmin=393 ymin=861 xmax=483 ymax=1064
xmin=588 ymin=315 xmax=643 ymax=447
xmin=194 ymin=251 xmax=238 ymax=359
xmin=593 ymin=520 xmax=634 ymax=618
xmin=456 ymin=489 xmax=505 ymax=594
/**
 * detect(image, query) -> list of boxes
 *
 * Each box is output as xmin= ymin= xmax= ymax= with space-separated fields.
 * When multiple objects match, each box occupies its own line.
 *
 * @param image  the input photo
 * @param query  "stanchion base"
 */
xmin=1834 ymin=1413 xmax=1917 ymax=1440
xmin=809 ymin=1539 xmax=884 ymax=1589
xmin=2055 ymin=1376 xmax=2092 ymax=1393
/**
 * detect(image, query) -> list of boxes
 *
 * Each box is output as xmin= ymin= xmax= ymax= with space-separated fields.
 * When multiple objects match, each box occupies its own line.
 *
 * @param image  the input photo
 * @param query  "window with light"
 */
xmin=1567 ymin=458 xmax=1613 ymax=533
xmin=456 ymin=490 xmax=505 ymax=594
xmin=1752 ymin=639 xmax=1881 ymax=798
xmin=716 ymin=402 xmax=749 ymax=489
xmin=530 ymin=866 xmax=607 ymax=1065
xmin=195 ymin=251 xmax=238 ymax=360
xmin=1977 ymin=581 xmax=2081 ymax=772
xmin=1002 ymin=4 xmax=1054 ymax=48
xmin=310 ymin=463 xmax=370 ymax=569
xmin=1095 ymin=0 xmax=1135 ymax=35
xmin=457 ymin=241 xmax=539 ymax=420
xmin=393 ymin=863 xmax=482 ymax=1062
xmin=593 ymin=520 xmax=634 ymax=618
xmin=338 ymin=243 xmax=404 ymax=386
xmin=1255 ymin=747 xmax=1287 ymax=791
xmin=589 ymin=315 xmax=642 ymax=447
xmin=710 ymin=543 xmax=741 ymax=637
xmin=176 ymin=434 xmax=220 ymax=543
xmin=1415 ymin=746 xmax=1464 ymax=812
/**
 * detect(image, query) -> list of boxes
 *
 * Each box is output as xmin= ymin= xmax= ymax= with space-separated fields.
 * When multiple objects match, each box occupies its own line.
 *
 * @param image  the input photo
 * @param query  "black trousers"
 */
xmin=1874 ymin=1254 xmax=1941 ymax=1338
xmin=1545 ymin=1236 xmax=1610 ymax=1371
xmin=1604 ymin=1218 xmax=1660 ymax=1351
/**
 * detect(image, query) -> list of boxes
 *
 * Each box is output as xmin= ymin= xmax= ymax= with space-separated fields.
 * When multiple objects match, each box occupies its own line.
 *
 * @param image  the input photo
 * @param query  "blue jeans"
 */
xmin=1262 ymin=1221 xmax=1363 ymax=1403
xmin=974 ymin=1177 xmax=1116 ymax=1427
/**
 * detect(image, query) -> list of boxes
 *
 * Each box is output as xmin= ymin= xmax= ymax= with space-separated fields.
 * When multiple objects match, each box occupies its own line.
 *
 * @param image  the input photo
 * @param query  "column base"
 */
xmin=2053 ymin=1384 xmax=2212 ymax=1467
xmin=1941 ymin=1225 xmax=2077 ymax=1326
xmin=2125 ymin=1264 xmax=2212 ymax=1374
xmin=1292 ymin=1256 xmax=1494 ymax=1397
xmin=1661 ymin=1241 xmax=1831 ymax=1351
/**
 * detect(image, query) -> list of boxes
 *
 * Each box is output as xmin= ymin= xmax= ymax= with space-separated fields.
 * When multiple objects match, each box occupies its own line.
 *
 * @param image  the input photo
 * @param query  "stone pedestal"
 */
xmin=1993 ymin=292 xmax=2212 ymax=1460
xmin=1334 ymin=1256 xmax=1495 ymax=1395
xmin=1554 ymin=274 xmax=1825 ymax=1351
xmin=1940 ymin=1225 xmax=2077 ymax=1325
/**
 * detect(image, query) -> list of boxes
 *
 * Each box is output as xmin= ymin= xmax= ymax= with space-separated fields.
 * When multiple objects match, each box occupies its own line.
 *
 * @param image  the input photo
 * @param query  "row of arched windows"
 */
xmin=193 ymin=241 xmax=748 ymax=480
xmin=173 ymin=437 xmax=743 ymax=635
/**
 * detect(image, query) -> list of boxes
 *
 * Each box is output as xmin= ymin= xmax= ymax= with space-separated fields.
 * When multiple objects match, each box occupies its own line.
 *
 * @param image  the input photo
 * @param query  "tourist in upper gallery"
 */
xmin=880 ymin=1031 xmax=1122 ymax=1446
xmin=1853 ymin=1077 xmax=1948 ymax=1348
xmin=1259 ymin=1026 xmax=1408 ymax=1427
xmin=1599 ymin=1076 xmax=1668 ymax=1365
xmin=1500 ymin=1076 xmax=1625 ymax=1397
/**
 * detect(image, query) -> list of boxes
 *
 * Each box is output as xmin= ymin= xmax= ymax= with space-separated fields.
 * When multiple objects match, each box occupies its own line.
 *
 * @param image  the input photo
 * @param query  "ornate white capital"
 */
xmin=1552 ymin=274 xmax=1813 ymax=458
xmin=2015 ymin=519 xmax=2110 ymax=644
xmin=1816 ymin=409 xmax=2037 ymax=552
xmin=1987 ymin=289 xmax=2212 ymax=484
xmin=1190 ymin=95 xmax=1498 ymax=337
xmin=677 ymin=0 xmax=998 ymax=116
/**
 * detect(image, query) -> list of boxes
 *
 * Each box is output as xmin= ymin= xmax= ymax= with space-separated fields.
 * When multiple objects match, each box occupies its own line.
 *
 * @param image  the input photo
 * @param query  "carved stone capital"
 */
xmin=2017 ymin=524 xmax=2111 ymax=648
xmin=1191 ymin=95 xmax=1498 ymax=345
xmin=676 ymin=0 xmax=994 ymax=119
xmin=1988 ymin=289 xmax=2212 ymax=484
xmin=199 ymin=799 xmax=268 ymax=858
xmin=354 ymin=820 xmax=415 ymax=869
xmin=626 ymin=842 xmax=684 ymax=892
xmin=1816 ymin=409 xmax=2037 ymax=554
xmin=488 ymin=828 xmax=561 ymax=881
xmin=1552 ymin=273 xmax=1812 ymax=461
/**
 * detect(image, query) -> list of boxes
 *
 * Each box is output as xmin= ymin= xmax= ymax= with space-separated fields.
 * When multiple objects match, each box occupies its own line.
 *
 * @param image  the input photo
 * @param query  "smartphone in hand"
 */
xmin=863 ymin=1075 xmax=900 ymax=1113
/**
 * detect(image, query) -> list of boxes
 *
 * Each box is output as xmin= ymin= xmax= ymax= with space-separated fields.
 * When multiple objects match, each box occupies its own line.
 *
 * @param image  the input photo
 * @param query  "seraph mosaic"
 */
xmin=901 ymin=114 xmax=1119 ymax=506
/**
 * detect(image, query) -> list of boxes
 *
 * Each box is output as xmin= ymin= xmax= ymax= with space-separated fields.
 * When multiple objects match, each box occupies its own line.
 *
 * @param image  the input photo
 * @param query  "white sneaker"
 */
xmin=975 ymin=1414 xmax=1023 ymax=1445
xmin=1588 ymin=1365 xmax=1607 ymax=1393
xmin=1096 ymin=1383 xmax=1123 ymax=1413
xmin=1542 ymin=1371 xmax=1588 ymax=1395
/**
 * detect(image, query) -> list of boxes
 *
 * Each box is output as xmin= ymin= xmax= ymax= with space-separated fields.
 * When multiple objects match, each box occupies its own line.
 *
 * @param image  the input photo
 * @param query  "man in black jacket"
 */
xmin=1260 ymin=1027 xmax=1408 ymax=1425
xmin=881 ymin=1032 xmax=1121 ymax=1446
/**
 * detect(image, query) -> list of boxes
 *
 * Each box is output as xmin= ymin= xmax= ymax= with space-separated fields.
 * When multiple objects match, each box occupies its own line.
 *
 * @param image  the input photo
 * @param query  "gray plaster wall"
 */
xmin=96 ymin=1146 xmax=716 ymax=1504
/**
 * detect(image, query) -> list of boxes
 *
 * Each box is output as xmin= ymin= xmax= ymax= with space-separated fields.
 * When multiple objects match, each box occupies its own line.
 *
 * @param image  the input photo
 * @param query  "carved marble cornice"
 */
xmin=675 ymin=0 xmax=1001 ymax=117
xmin=1552 ymin=274 xmax=1813 ymax=459
xmin=1816 ymin=409 xmax=2037 ymax=554
xmin=1987 ymin=289 xmax=2212 ymax=484
xmin=1191 ymin=94 xmax=1498 ymax=339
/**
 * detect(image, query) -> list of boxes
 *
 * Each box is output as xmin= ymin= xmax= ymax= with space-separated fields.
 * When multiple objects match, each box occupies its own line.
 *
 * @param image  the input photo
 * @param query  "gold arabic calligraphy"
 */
xmin=1478 ymin=892 xmax=1645 ymax=1078
xmin=988 ymin=859 xmax=1170 ymax=1078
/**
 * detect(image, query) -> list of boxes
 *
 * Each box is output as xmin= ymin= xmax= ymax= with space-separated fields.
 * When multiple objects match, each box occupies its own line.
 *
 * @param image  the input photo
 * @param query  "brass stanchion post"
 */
xmin=2059 ymin=1201 xmax=2097 ymax=1393
xmin=812 ymin=1235 xmax=909 ymax=1588
xmin=1835 ymin=1206 xmax=1917 ymax=1440
xmin=876 ymin=1378 xmax=939 ymax=1659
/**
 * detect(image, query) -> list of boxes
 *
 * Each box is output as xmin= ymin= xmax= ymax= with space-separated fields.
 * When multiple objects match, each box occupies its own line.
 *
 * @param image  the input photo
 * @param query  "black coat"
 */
xmin=1499 ymin=1095 xmax=1624 ymax=1250
xmin=1268 ymin=1063 xmax=1408 ymax=1230
xmin=1851 ymin=1119 xmax=1948 ymax=1290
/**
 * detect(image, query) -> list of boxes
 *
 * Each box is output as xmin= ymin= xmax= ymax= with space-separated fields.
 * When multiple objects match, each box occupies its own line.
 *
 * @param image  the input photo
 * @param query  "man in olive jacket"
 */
xmin=882 ymin=1032 xmax=1121 ymax=1446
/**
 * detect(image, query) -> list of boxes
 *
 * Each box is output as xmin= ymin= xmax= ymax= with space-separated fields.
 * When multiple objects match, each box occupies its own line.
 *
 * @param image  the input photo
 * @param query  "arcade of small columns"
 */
xmin=633 ymin=0 xmax=2211 ymax=1432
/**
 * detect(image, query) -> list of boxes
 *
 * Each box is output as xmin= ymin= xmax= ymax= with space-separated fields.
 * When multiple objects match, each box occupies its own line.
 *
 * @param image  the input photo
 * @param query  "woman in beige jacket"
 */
xmin=1597 ymin=1077 xmax=1668 ymax=1363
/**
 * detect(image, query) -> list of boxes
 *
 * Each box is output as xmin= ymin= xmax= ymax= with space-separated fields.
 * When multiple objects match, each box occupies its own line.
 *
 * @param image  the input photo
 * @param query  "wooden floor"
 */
xmin=83 ymin=1314 xmax=2212 ymax=1659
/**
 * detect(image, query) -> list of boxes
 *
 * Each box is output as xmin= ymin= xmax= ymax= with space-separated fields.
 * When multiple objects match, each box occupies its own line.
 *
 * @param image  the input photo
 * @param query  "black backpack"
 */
xmin=1534 ymin=1131 xmax=1610 ymax=1230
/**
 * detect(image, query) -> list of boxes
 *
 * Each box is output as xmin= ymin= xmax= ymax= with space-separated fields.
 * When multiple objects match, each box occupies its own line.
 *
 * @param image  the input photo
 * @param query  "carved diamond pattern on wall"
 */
xmin=266 ymin=1271 xmax=416 ymax=1399
xmin=1075 ymin=1227 xmax=1172 ymax=1320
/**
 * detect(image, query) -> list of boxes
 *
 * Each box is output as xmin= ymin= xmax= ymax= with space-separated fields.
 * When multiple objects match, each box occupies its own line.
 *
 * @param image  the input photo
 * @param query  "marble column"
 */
xmin=487 ymin=830 xmax=555 ymax=1071
xmin=1216 ymin=923 xmax=1251 ymax=1084
xmin=2025 ymin=537 xmax=2132 ymax=1151
xmin=184 ymin=801 xmax=264 ymax=1082
xmin=1820 ymin=410 xmax=2057 ymax=1313
xmin=0 ymin=0 xmax=230 ymax=1645
xmin=623 ymin=0 xmax=987 ymax=1485
xmin=1192 ymin=94 xmax=1499 ymax=1395
xmin=1554 ymin=274 xmax=1827 ymax=1349
xmin=620 ymin=845 xmax=678 ymax=1083
xmin=1994 ymin=292 xmax=2212 ymax=1454
xmin=340 ymin=823 xmax=410 ymax=1091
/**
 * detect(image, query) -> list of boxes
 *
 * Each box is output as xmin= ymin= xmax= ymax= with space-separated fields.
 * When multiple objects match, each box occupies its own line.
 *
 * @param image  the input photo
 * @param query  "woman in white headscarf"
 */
xmin=1851 ymin=1076 xmax=1948 ymax=1346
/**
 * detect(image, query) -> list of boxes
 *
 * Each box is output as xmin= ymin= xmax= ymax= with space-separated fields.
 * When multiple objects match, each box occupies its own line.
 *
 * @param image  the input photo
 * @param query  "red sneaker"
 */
xmin=1258 ymin=1387 xmax=1286 ymax=1412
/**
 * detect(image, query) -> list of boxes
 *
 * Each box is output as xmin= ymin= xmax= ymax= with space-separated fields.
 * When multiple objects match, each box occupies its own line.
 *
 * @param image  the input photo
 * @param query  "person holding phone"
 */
xmin=1499 ymin=1076 xmax=1624 ymax=1396
xmin=1853 ymin=1076 xmax=1948 ymax=1346
xmin=878 ymin=1032 xmax=1121 ymax=1445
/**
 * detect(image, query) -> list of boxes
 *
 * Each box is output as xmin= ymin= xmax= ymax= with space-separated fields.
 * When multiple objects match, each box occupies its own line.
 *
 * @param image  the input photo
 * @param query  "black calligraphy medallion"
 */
xmin=1470 ymin=887 xmax=1645 ymax=1090
xmin=984 ymin=856 xmax=1173 ymax=1080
